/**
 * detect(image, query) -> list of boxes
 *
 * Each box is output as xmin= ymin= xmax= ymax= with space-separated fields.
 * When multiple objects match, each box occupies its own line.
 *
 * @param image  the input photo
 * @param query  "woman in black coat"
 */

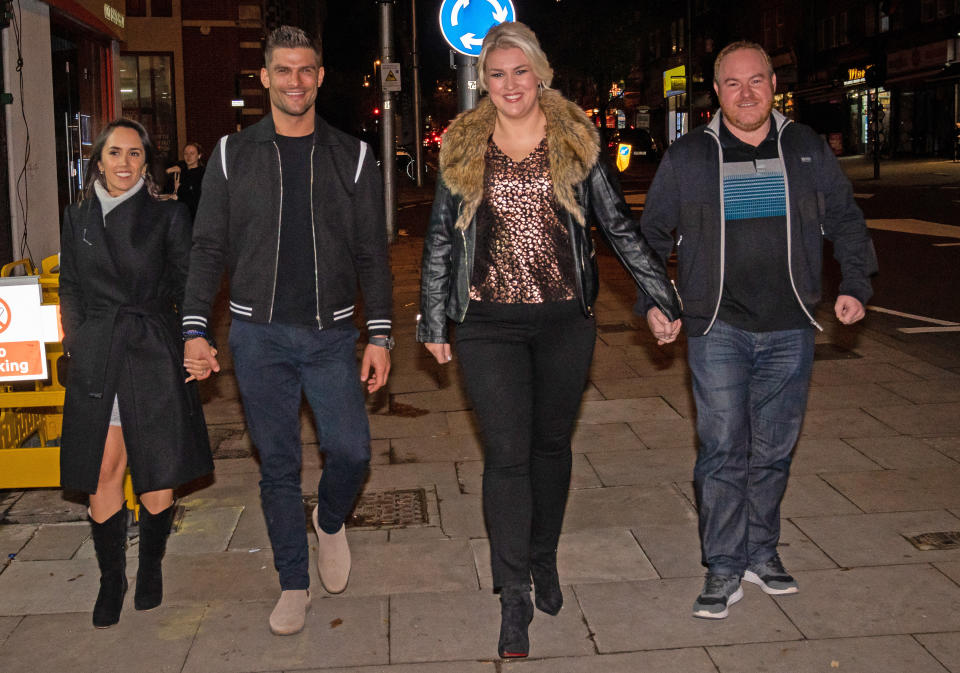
xmin=59 ymin=119 xmax=213 ymax=628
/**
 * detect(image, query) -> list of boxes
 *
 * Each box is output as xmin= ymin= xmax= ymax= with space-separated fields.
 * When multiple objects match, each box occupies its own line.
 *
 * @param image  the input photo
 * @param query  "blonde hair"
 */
xmin=713 ymin=40 xmax=774 ymax=84
xmin=477 ymin=21 xmax=553 ymax=94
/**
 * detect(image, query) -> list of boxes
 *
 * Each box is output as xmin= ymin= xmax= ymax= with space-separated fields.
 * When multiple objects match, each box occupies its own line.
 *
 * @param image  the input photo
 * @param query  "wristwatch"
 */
xmin=369 ymin=335 xmax=395 ymax=350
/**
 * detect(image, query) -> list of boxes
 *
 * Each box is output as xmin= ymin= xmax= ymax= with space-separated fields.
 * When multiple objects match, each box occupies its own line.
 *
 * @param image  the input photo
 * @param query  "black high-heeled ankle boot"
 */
xmin=531 ymin=555 xmax=563 ymax=615
xmin=90 ymin=508 xmax=128 ymax=628
xmin=497 ymin=583 xmax=534 ymax=658
xmin=135 ymin=505 xmax=175 ymax=611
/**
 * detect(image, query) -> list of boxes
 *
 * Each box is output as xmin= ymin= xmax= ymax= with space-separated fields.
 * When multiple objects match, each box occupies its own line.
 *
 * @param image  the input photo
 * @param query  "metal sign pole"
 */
xmin=378 ymin=0 xmax=397 ymax=242
xmin=411 ymin=0 xmax=424 ymax=186
xmin=455 ymin=52 xmax=478 ymax=113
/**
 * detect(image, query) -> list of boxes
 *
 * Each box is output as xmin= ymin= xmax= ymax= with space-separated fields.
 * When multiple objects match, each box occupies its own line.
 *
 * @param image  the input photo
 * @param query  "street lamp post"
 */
xmin=378 ymin=0 xmax=397 ymax=242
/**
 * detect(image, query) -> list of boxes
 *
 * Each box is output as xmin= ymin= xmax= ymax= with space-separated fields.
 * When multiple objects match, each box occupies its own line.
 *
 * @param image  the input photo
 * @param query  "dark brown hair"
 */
xmin=83 ymin=118 xmax=159 ymax=200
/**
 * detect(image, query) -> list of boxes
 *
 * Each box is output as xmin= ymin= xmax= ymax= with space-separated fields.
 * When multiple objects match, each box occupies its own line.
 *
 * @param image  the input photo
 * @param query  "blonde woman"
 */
xmin=418 ymin=22 xmax=681 ymax=658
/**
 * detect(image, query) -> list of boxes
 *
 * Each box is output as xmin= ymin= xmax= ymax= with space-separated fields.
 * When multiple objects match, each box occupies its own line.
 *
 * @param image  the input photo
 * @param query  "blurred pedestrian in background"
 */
xmin=164 ymin=142 xmax=205 ymax=220
xmin=59 ymin=118 xmax=213 ymax=629
xmin=418 ymin=21 xmax=681 ymax=659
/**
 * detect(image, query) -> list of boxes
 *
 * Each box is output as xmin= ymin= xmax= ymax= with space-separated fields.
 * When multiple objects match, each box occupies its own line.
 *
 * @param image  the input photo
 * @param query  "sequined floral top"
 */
xmin=469 ymin=138 xmax=577 ymax=303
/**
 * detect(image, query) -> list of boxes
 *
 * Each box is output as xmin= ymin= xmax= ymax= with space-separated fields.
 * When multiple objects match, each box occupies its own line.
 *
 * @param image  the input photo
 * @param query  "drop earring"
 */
xmin=538 ymin=82 xmax=543 ymax=98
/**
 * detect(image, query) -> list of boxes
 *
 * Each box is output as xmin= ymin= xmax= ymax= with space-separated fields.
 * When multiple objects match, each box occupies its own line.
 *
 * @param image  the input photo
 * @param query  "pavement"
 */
xmin=2 ymin=161 xmax=960 ymax=672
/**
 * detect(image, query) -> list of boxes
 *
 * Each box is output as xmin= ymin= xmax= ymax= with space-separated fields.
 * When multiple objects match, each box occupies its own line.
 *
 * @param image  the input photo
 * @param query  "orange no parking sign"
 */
xmin=0 ymin=341 xmax=43 ymax=378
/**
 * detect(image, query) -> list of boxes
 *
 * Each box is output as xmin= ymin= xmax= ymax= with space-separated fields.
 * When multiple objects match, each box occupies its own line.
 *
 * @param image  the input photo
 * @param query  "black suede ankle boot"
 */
xmin=90 ymin=508 xmax=128 ymax=628
xmin=531 ymin=555 xmax=563 ymax=615
xmin=134 ymin=505 xmax=175 ymax=611
xmin=497 ymin=583 xmax=533 ymax=658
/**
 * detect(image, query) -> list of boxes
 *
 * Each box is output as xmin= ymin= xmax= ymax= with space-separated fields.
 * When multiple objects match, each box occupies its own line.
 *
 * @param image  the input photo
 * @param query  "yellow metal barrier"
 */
xmin=0 ymin=254 xmax=137 ymax=517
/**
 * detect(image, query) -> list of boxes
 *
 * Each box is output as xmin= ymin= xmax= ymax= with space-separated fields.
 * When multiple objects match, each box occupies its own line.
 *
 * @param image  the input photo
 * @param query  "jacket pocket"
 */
xmin=676 ymin=202 xmax=710 ymax=304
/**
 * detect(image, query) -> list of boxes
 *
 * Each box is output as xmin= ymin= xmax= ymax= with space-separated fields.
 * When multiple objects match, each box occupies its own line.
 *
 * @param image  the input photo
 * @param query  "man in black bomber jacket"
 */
xmin=639 ymin=41 xmax=877 ymax=621
xmin=182 ymin=26 xmax=392 ymax=636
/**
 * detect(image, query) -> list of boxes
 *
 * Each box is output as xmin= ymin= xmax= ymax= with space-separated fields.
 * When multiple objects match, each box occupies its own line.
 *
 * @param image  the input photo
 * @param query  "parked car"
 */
xmin=607 ymin=128 xmax=661 ymax=172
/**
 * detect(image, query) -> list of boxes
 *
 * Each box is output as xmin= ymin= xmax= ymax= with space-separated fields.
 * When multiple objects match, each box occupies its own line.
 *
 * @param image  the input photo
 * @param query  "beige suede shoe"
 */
xmin=269 ymin=589 xmax=311 ymax=635
xmin=312 ymin=506 xmax=351 ymax=594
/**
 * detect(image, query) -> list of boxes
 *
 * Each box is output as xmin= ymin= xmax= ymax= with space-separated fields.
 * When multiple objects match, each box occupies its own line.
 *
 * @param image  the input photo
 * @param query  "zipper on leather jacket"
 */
xmin=268 ymin=141 xmax=283 ymax=322
xmin=309 ymin=143 xmax=322 ymax=329
xmin=458 ymin=228 xmax=470 ymax=322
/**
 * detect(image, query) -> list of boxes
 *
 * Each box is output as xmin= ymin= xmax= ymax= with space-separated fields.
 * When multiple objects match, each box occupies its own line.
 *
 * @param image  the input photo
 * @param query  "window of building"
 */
xmin=921 ymin=0 xmax=936 ymax=21
xmin=119 ymin=53 xmax=178 ymax=166
xmin=775 ymin=6 xmax=785 ymax=49
xmin=838 ymin=11 xmax=849 ymax=45
xmin=126 ymin=0 xmax=146 ymax=17
xmin=152 ymin=0 xmax=173 ymax=17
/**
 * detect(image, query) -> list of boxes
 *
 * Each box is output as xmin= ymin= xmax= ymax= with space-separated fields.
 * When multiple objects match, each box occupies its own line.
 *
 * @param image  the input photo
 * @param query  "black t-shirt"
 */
xmin=177 ymin=164 xmax=204 ymax=221
xmin=271 ymin=134 xmax=318 ymax=326
xmin=716 ymin=119 xmax=810 ymax=332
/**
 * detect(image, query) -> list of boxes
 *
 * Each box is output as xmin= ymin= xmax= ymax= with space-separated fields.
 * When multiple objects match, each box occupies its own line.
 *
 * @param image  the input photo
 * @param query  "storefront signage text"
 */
xmin=844 ymin=67 xmax=866 ymax=86
xmin=104 ymin=4 xmax=124 ymax=29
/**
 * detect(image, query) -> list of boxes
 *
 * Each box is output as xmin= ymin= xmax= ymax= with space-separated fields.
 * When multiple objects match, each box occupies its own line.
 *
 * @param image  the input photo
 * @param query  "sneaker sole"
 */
xmin=692 ymin=586 xmax=743 ymax=619
xmin=743 ymin=570 xmax=799 ymax=595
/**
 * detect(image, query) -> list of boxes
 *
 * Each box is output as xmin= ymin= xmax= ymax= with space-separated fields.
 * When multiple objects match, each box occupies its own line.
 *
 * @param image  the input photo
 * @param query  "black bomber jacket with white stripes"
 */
xmin=181 ymin=113 xmax=392 ymax=338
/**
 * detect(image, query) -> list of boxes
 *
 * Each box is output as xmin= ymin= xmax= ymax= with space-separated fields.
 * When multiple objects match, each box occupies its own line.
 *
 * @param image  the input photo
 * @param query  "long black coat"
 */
xmin=58 ymin=188 xmax=213 ymax=494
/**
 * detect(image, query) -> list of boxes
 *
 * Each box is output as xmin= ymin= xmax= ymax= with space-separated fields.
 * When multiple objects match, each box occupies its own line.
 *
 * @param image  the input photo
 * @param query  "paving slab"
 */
xmin=165 ymin=505 xmax=243 ymax=554
xmin=0 ymin=523 xmax=38 ymax=563
xmin=386 ymin=370 xmax=443 ymax=395
xmin=0 ymin=558 xmax=105 ymax=615
xmin=0 ymin=607 xmax=203 ymax=673
xmin=592 ymin=377 xmax=694 ymax=417
xmin=471 ymin=527 xmax=659 ymax=590
xmin=212 ymin=455 xmax=261 ymax=475
xmin=571 ymin=422 xmax=646 ymax=453
xmin=144 ymin=550 xmax=279 ymax=606
xmin=822 ymin=468 xmax=960 ymax=512
xmin=925 ymin=436 xmax=960 ymax=463
xmin=392 ymin=387 xmax=471 ymax=413
xmin=499 ymin=648 xmax=717 ymax=672
xmin=805 ymin=382 xmax=910 ymax=410
xmin=389 ymin=589 xmax=594 ymax=663
xmin=182 ymin=597 xmax=388 ymax=673
xmin=880 ymin=378 xmax=960 ymax=405
xmin=915 ymin=632 xmax=960 ymax=673
xmin=775 ymin=519 xmax=842 ymax=572
xmin=365 ymin=461 xmax=462 ymax=500
xmin=15 ymin=522 xmax=88 ymax=561
xmin=562 ymin=484 xmax=697 ymax=531
xmin=789 ymin=437 xmax=881 ymax=474
xmin=369 ymin=410 xmax=451 ymax=439
xmin=445 ymin=410 xmax=479 ymax=435
xmin=632 ymin=520 xmax=705 ymax=579
xmin=777 ymin=565 xmax=960 ymax=638
xmin=863 ymin=402 xmax=960 ymax=437
xmin=576 ymin=397 xmax=682 ymax=425
xmin=891 ymin=358 xmax=960 ymax=381
xmin=305 ymin=663 xmax=495 ymax=673
xmin=799 ymin=407 xmax=899 ymax=439
xmin=791 ymin=510 xmax=960 ymax=568
xmin=574 ymin=577 xmax=801 ymax=651
xmin=227 ymin=504 xmax=271 ymax=551
xmin=178 ymin=472 xmax=262 ymax=509
xmin=843 ymin=436 xmax=960 ymax=471
xmin=390 ymin=433 xmax=483 ymax=464
xmin=335 ymin=539 xmax=478 ymax=597
xmin=456 ymin=453 xmax=601 ymax=495
xmin=1 ymin=488 xmax=87 ymax=524
xmin=627 ymin=418 xmax=699 ymax=450
xmin=586 ymin=446 xmax=696 ymax=487
xmin=780 ymin=474 xmax=862 ymax=518
xmin=0 ymin=615 xmax=19 ymax=647
xmin=809 ymin=361 xmax=922 ymax=386
xmin=707 ymin=635 xmax=951 ymax=673
xmin=934 ymin=560 xmax=960 ymax=584
xmin=437 ymin=493 xmax=486 ymax=539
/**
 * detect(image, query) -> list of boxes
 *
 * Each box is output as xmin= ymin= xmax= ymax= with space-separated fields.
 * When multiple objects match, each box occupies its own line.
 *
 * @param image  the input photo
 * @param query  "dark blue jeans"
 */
xmin=230 ymin=320 xmax=371 ymax=590
xmin=687 ymin=319 xmax=814 ymax=576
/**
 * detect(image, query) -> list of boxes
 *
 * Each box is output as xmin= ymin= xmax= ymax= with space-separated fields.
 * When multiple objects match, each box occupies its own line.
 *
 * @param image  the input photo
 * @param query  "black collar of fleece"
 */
xmin=438 ymin=88 xmax=600 ymax=229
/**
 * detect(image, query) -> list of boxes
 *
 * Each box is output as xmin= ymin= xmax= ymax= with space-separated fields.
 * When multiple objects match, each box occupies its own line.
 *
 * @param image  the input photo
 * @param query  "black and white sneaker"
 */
xmin=692 ymin=573 xmax=743 ymax=619
xmin=743 ymin=555 xmax=799 ymax=595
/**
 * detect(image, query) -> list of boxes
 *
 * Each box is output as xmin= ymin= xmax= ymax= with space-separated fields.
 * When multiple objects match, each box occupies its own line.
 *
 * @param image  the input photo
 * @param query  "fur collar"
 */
xmin=439 ymin=89 xmax=600 ymax=229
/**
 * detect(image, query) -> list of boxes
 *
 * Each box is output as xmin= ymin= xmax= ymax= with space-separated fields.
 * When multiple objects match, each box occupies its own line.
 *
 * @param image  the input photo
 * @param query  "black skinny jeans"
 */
xmin=456 ymin=300 xmax=596 ymax=590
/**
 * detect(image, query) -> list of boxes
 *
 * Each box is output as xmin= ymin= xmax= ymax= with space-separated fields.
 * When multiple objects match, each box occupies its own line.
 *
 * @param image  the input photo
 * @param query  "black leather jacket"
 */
xmin=417 ymin=159 xmax=681 ymax=343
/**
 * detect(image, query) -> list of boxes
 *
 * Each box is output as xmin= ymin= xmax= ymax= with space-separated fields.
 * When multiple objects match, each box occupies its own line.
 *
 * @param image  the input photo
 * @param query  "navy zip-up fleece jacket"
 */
xmin=637 ymin=110 xmax=878 ymax=336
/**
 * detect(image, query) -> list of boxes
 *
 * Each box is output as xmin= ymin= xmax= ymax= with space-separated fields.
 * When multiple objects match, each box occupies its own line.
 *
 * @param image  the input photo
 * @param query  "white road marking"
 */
xmin=866 ymin=305 xmax=960 ymax=326
xmin=867 ymin=219 xmax=960 ymax=239
xmin=898 ymin=326 xmax=960 ymax=333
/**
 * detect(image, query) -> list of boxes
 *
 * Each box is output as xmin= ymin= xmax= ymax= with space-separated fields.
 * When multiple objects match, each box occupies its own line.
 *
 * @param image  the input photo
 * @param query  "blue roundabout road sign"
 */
xmin=438 ymin=0 xmax=516 ymax=57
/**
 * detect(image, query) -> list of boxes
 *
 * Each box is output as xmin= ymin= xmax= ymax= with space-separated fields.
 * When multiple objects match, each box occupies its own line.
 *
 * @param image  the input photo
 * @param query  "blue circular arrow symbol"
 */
xmin=439 ymin=0 xmax=516 ymax=57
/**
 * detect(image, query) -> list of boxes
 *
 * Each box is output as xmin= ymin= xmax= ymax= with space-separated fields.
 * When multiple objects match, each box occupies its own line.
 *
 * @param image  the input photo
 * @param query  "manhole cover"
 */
xmin=813 ymin=344 xmax=862 ymax=361
xmin=904 ymin=531 xmax=960 ymax=551
xmin=303 ymin=489 xmax=429 ymax=530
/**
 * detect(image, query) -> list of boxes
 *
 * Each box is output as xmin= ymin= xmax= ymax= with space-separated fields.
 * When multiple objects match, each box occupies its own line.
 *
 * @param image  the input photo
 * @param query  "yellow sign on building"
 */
xmin=663 ymin=65 xmax=686 ymax=98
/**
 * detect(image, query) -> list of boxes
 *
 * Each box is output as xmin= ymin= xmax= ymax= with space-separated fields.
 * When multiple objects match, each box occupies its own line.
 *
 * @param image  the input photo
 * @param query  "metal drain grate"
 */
xmin=303 ymin=489 xmax=430 ymax=530
xmin=904 ymin=531 xmax=960 ymax=551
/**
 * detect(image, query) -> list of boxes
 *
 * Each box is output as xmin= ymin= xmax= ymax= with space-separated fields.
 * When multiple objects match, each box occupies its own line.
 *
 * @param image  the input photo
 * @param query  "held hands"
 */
xmin=360 ymin=343 xmax=391 ymax=393
xmin=424 ymin=342 xmax=452 ymax=364
xmin=183 ymin=337 xmax=220 ymax=382
xmin=835 ymin=295 xmax=866 ymax=325
xmin=646 ymin=307 xmax=682 ymax=345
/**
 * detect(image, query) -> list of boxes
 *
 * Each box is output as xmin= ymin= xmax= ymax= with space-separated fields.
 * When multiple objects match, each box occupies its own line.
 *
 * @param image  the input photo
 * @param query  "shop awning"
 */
xmin=44 ymin=0 xmax=125 ymax=42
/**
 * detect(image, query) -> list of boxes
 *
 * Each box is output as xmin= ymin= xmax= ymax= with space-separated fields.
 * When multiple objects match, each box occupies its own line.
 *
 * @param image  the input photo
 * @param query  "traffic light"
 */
xmin=372 ymin=107 xmax=381 ymax=116
xmin=1 ymin=0 xmax=13 ymax=29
